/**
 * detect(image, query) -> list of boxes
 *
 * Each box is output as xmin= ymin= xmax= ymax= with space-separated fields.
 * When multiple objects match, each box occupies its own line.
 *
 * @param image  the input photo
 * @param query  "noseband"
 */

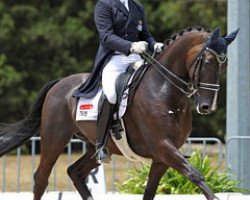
xmin=142 ymin=41 xmax=227 ymax=98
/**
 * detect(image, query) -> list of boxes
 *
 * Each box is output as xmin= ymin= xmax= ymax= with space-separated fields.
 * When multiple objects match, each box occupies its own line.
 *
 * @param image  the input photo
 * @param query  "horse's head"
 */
xmin=191 ymin=28 xmax=239 ymax=114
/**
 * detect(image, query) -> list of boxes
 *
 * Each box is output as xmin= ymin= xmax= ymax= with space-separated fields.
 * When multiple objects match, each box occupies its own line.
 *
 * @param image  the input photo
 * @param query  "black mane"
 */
xmin=164 ymin=26 xmax=211 ymax=48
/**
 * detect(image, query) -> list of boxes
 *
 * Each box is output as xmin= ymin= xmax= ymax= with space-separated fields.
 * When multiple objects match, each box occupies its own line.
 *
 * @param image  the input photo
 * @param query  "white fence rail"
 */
xmin=1 ymin=137 xmax=223 ymax=193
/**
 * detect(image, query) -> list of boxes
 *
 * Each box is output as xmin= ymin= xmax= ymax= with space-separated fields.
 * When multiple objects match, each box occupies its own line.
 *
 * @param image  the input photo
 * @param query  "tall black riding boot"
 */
xmin=96 ymin=96 xmax=115 ymax=164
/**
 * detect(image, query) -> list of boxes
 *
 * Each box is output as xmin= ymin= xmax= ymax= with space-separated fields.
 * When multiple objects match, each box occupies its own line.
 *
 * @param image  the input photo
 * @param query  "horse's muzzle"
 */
xmin=196 ymin=101 xmax=217 ymax=115
xmin=194 ymin=92 xmax=218 ymax=115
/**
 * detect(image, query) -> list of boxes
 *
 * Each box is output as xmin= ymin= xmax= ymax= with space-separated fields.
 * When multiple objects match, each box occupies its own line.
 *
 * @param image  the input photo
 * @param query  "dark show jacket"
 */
xmin=73 ymin=0 xmax=156 ymax=98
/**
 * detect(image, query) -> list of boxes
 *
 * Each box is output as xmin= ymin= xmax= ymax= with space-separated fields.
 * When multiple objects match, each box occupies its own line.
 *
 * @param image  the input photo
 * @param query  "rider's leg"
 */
xmin=96 ymin=55 xmax=128 ymax=163
xmin=95 ymin=58 xmax=121 ymax=163
xmin=96 ymin=54 xmax=143 ymax=163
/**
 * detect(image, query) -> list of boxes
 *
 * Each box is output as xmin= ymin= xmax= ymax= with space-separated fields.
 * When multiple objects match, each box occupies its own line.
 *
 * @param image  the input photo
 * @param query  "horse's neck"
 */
xmin=141 ymin=33 xmax=206 ymax=107
xmin=160 ymin=32 xmax=207 ymax=77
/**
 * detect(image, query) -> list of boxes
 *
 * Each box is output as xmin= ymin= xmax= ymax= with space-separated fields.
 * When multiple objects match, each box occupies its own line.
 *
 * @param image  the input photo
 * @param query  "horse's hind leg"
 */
xmin=33 ymin=128 xmax=73 ymax=200
xmin=143 ymin=162 xmax=169 ymax=200
xmin=67 ymin=143 xmax=100 ymax=200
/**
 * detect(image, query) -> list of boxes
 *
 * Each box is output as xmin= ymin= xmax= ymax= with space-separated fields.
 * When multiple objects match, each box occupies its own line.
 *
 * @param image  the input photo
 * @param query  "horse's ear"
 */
xmin=224 ymin=28 xmax=240 ymax=45
xmin=210 ymin=27 xmax=220 ymax=43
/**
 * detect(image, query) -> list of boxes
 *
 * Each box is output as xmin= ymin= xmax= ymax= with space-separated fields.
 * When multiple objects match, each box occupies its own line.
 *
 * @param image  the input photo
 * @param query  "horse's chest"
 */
xmin=160 ymin=108 xmax=192 ymax=147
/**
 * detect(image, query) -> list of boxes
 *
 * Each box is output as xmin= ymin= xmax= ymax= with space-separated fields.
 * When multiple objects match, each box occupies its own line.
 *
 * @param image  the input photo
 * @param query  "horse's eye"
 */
xmin=204 ymin=59 xmax=216 ymax=66
xmin=204 ymin=60 xmax=210 ymax=65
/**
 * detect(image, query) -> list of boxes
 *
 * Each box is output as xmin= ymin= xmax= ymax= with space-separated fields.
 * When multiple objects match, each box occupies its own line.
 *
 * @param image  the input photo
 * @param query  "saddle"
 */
xmin=116 ymin=61 xmax=149 ymax=107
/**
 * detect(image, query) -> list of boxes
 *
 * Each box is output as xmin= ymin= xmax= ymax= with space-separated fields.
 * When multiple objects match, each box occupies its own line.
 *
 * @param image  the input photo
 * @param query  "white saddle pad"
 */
xmin=76 ymin=88 xmax=128 ymax=121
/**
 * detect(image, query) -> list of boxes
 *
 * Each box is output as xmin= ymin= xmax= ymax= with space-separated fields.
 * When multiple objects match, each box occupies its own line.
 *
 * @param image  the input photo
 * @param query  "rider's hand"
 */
xmin=130 ymin=41 xmax=148 ymax=54
xmin=154 ymin=42 xmax=164 ymax=53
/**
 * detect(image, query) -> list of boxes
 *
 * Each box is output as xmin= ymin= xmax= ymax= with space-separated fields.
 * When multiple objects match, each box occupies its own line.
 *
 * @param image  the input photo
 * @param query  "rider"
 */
xmin=73 ymin=0 xmax=164 ymax=163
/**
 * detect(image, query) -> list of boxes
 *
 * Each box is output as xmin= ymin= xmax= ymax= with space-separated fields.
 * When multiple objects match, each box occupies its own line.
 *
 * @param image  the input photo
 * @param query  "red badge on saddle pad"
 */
xmin=80 ymin=104 xmax=93 ymax=110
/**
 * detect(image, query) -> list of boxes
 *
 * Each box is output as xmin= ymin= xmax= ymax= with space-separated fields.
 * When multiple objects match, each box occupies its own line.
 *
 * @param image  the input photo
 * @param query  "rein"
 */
xmin=142 ymin=41 xmax=225 ymax=98
xmin=143 ymin=52 xmax=196 ymax=97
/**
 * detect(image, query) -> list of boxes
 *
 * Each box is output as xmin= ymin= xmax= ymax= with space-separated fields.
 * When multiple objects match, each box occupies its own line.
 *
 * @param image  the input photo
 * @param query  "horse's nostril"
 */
xmin=201 ymin=105 xmax=209 ymax=110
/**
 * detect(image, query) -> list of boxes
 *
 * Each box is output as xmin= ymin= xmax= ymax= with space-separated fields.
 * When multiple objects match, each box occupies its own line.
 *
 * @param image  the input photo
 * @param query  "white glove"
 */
xmin=154 ymin=42 xmax=164 ymax=53
xmin=130 ymin=41 xmax=148 ymax=54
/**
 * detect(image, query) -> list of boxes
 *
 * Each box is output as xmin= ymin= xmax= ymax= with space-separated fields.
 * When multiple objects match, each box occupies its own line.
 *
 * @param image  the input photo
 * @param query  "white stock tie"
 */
xmin=120 ymin=0 xmax=129 ymax=11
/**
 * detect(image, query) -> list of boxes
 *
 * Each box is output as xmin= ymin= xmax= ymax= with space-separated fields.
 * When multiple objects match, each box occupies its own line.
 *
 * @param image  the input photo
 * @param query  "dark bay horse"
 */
xmin=0 ymin=27 xmax=239 ymax=200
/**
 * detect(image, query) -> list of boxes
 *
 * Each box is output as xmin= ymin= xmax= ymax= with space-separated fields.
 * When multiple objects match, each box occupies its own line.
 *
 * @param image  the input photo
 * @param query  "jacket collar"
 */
xmin=127 ymin=0 xmax=136 ymax=23
xmin=114 ymin=0 xmax=129 ymax=17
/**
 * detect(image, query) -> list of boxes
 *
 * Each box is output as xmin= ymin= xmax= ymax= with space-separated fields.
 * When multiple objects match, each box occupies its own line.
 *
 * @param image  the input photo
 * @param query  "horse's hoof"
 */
xmin=87 ymin=197 xmax=94 ymax=200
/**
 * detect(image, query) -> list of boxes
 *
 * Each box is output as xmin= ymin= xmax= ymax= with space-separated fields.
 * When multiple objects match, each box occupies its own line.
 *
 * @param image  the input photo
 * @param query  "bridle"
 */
xmin=142 ymin=40 xmax=227 ymax=98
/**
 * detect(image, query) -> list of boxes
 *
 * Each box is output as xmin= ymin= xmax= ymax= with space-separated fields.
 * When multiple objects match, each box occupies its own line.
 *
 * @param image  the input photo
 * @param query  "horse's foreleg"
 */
xmin=67 ymin=144 xmax=100 ymax=200
xmin=143 ymin=162 xmax=169 ymax=200
xmin=159 ymin=141 xmax=218 ymax=200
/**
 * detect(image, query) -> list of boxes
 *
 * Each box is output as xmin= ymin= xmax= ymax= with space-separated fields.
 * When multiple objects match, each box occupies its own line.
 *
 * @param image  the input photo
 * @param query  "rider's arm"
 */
xmin=94 ymin=0 xmax=132 ymax=55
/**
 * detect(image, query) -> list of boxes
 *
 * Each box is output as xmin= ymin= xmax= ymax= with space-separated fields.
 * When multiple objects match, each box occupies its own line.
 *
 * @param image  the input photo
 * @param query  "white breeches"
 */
xmin=102 ymin=53 xmax=143 ymax=104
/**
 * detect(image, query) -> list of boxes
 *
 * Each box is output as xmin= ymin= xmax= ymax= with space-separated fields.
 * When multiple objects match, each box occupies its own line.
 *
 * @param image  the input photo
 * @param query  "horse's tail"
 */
xmin=0 ymin=79 xmax=60 ymax=157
